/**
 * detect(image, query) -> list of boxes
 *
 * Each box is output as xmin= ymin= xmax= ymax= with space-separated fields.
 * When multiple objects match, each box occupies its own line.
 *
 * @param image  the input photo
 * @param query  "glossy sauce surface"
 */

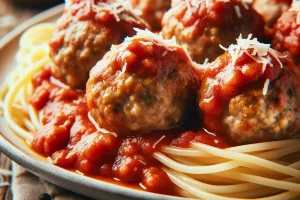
xmin=199 ymin=51 xmax=282 ymax=133
xmin=30 ymin=65 xmax=232 ymax=195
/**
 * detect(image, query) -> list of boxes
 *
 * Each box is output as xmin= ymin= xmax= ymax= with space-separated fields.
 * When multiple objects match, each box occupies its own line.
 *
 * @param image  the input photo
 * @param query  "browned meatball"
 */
xmin=161 ymin=0 xmax=265 ymax=63
xmin=253 ymin=0 xmax=292 ymax=27
xmin=225 ymin=61 xmax=300 ymax=144
xmin=130 ymin=0 xmax=171 ymax=31
xmin=87 ymin=30 xmax=198 ymax=136
xmin=199 ymin=36 xmax=300 ymax=144
xmin=49 ymin=0 xmax=149 ymax=89
xmin=272 ymin=3 xmax=300 ymax=64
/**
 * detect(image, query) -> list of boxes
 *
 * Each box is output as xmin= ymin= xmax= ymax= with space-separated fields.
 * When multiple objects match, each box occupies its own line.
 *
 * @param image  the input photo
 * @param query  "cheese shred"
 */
xmin=234 ymin=5 xmax=242 ymax=18
xmin=220 ymin=34 xmax=286 ymax=95
xmin=262 ymin=79 xmax=270 ymax=96
xmin=290 ymin=0 xmax=300 ymax=24
xmin=69 ymin=0 xmax=141 ymax=22
xmin=127 ymin=28 xmax=180 ymax=51
xmin=220 ymin=34 xmax=284 ymax=70
xmin=184 ymin=0 xmax=252 ymax=10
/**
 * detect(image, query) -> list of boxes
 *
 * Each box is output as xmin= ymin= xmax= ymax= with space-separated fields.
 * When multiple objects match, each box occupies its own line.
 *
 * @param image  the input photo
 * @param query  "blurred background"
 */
xmin=0 ymin=1 xmax=64 ymax=200
xmin=0 ymin=0 xmax=64 ymax=38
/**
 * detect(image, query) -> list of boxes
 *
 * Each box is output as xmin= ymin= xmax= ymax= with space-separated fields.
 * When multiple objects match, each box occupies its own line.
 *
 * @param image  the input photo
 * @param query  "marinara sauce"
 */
xmin=199 ymin=50 xmax=282 ymax=134
xmin=30 ymin=64 xmax=231 ymax=195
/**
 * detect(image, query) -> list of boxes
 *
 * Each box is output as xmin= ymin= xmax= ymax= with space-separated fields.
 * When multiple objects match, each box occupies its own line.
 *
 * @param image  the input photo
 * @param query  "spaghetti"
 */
xmin=1 ymin=23 xmax=300 ymax=199
xmin=0 ymin=23 xmax=54 ymax=141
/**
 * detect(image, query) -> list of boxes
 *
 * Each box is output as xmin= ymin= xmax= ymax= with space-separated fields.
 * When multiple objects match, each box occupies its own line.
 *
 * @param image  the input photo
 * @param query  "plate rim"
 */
xmin=0 ymin=134 xmax=184 ymax=200
xmin=0 ymin=4 xmax=186 ymax=200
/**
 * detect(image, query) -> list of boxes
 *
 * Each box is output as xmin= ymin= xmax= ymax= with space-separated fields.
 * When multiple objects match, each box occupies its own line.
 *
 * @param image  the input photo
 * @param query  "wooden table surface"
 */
xmin=0 ymin=1 xmax=39 ymax=198
xmin=0 ymin=154 xmax=11 ymax=200
xmin=0 ymin=1 xmax=63 ymax=199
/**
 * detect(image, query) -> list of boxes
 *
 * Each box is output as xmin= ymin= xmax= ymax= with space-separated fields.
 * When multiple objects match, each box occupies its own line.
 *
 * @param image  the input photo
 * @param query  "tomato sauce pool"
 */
xmin=29 ymin=64 xmax=232 ymax=195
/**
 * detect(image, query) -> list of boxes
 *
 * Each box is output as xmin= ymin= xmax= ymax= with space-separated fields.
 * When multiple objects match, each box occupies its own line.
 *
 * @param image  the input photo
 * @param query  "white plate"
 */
xmin=0 ymin=4 xmax=185 ymax=200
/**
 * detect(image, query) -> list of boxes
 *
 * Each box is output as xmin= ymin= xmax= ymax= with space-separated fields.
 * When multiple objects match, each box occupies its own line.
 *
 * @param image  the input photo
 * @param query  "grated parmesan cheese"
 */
xmin=139 ymin=41 xmax=153 ymax=46
xmin=152 ymin=135 xmax=166 ymax=149
xmin=121 ymin=62 xmax=127 ymax=73
xmin=138 ymin=159 xmax=147 ymax=165
xmin=205 ymin=0 xmax=211 ymax=8
xmin=162 ymin=50 xmax=168 ymax=57
xmin=220 ymin=34 xmax=284 ymax=69
xmin=290 ymin=0 xmax=300 ymax=24
xmin=202 ymin=58 xmax=209 ymax=65
xmin=234 ymin=5 xmax=242 ymax=18
xmin=87 ymin=112 xmax=117 ymax=136
xmin=127 ymin=28 xmax=180 ymax=51
xmin=139 ymin=183 xmax=147 ymax=190
xmin=75 ymin=170 xmax=85 ymax=175
xmin=184 ymin=0 xmax=210 ymax=10
xmin=220 ymin=34 xmax=285 ymax=95
xmin=263 ymin=79 xmax=270 ymax=96
xmin=241 ymin=1 xmax=249 ymax=9
xmin=69 ymin=0 xmax=142 ymax=22
xmin=183 ymin=0 xmax=252 ymax=10
xmin=186 ymin=0 xmax=193 ymax=14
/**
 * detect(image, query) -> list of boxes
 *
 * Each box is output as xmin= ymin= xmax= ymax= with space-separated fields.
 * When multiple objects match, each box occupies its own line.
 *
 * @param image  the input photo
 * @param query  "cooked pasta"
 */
xmin=1 ymin=22 xmax=300 ymax=200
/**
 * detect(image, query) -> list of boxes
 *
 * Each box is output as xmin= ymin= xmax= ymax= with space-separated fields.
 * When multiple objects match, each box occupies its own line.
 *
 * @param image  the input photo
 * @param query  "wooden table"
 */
xmin=0 ymin=154 xmax=11 ymax=200
xmin=0 ymin=1 xmax=39 ymax=198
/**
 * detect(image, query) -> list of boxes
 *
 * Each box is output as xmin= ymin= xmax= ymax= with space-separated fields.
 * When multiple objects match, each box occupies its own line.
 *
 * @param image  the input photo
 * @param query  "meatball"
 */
xmin=130 ymin=0 xmax=171 ymax=31
xmin=253 ymin=0 xmax=291 ymax=27
xmin=87 ymin=30 xmax=198 ymax=136
xmin=272 ymin=4 xmax=300 ymax=64
xmin=49 ymin=0 xmax=149 ymax=89
xmin=225 ymin=62 xmax=300 ymax=144
xmin=161 ymin=0 xmax=265 ymax=63
xmin=199 ymin=36 xmax=300 ymax=144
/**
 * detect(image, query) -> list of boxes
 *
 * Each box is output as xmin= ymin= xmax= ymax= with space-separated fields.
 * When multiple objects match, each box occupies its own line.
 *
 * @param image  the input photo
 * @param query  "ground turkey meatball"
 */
xmin=87 ymin=30 xmax=198 ymax=136
xmin=272 ymin=3 xmax=300 ymax=64
xmin=225 ymin=62 xmax=300 ymax=144
xmin=130 ymin=0 xmax=171 ymax=31
xmin=161 ymin=0 xmax=265 ymax=63
xmin=199 ymin=36 xmax=300 ymax=144
xmin=49 ymin=0 xmax=149 ymax=89
xmin=253 ymin=0 xmax=291 ymax=27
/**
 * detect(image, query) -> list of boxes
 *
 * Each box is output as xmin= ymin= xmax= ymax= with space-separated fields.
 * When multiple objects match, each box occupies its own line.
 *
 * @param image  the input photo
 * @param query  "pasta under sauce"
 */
xmin=30 ymin=65 xmax=231 ymax=195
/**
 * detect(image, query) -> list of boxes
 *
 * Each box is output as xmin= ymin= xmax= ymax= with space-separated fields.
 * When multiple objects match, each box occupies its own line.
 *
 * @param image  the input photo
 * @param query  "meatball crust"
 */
xmin=253 ymin=0 xmax=291 ymax=27
xmin=161 ymin=0 xmax=265 ymax=63
xmin=87 ymin=35 xmax=198 ymax=136
xmin=225 ymin=63 xmax=300 ymax=144
xmin=130 ymin=0 xmax=171 ymax=31
xmin=272 ymin=8 xmax=300 ymax=64
xmin=49 ymin=0 xmax=149 ymax=89
xmin=200 ymin=47 xmax=300 ymax=144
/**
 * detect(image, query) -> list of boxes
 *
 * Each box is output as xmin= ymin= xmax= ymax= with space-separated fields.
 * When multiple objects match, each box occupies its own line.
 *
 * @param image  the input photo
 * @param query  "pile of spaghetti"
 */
xmin=1 ymin=0 xmax=300 ymax=199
